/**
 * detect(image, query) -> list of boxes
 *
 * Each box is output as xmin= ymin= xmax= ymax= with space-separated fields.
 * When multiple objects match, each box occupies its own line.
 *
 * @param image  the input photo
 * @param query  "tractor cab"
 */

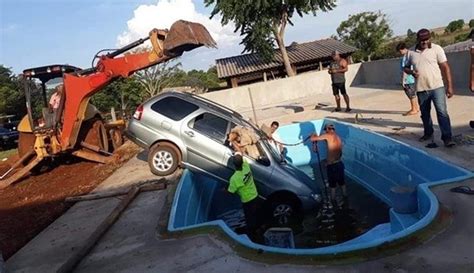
xmin=22 ymin=65 xmax=80 ymax=132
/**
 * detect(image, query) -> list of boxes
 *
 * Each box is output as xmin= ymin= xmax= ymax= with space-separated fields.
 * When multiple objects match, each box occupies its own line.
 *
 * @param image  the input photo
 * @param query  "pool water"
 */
xmin=293 ymin=164 xmax=390 ymax=248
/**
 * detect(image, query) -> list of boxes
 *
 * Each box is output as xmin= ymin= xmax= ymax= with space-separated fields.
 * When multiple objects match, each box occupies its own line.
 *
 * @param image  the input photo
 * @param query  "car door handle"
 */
xmin=184 ymin=131 xmax=194 ymax=137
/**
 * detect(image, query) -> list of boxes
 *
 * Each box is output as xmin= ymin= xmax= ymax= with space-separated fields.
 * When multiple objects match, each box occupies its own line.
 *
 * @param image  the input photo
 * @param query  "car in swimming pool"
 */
xmin=126 ymin=91 xmax=322 ymax=224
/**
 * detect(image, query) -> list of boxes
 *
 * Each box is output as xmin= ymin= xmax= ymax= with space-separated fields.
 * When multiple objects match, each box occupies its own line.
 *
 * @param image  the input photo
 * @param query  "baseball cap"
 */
xmin=324 ymin=123 xmax=335 ymax=131
xmin=417 ymin=28 xmax=431 ymax=41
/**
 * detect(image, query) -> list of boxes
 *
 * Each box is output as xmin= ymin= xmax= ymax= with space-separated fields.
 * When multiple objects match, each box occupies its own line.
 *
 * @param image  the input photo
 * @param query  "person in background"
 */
xmin=470 ymin=30 xmax=474 ymax=128
xmin=404 ymin=28 xmax=455 ymax=147
xmin=328 ymin=50 xmax=351 ymax=112
xmin=227 ymin=153 xmax=260 ymax=241
xmin=49 ymin=84 xmax=63 ymax=111
xmin=310 ymin=123 xmax=347 ymax=205
xmin=396 ymin=42 xmax=419 ymax=116
xmin=268 ymin=121 xmax=283 ymax=154
xmin=46 ymin=84 xmax=63 ymax=127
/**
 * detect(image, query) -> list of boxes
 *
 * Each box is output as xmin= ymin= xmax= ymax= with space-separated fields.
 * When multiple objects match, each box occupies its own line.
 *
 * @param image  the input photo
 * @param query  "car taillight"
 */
xmin=133 ymin=104 xmax=144 ymax=120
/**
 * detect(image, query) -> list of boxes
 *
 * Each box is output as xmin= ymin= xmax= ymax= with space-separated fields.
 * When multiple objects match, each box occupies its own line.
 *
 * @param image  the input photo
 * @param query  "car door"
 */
xmin=181 ymin=111 xmax=232 ymax=181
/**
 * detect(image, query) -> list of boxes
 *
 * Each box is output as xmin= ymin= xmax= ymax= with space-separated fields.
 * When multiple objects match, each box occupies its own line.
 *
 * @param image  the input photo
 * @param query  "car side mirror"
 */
xmin=256 ymin=156 xmax=270 ymax=166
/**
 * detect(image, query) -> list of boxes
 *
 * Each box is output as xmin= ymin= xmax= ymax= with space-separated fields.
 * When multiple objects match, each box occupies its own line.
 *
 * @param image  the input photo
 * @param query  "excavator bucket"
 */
xmin=164 ymin=20 xmax=217 ymax=56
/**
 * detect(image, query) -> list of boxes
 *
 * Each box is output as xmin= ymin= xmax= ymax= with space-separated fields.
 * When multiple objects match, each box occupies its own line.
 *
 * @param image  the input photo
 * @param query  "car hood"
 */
xmin=280 ymin=162 xmax=321 ymax=194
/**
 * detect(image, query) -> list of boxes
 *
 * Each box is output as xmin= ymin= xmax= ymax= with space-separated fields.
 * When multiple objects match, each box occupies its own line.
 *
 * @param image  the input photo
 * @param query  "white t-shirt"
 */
xmin=406 ymin=43 xmax=447 ymax=92
xmin=269 ymin=132 xmax=282 ymax=154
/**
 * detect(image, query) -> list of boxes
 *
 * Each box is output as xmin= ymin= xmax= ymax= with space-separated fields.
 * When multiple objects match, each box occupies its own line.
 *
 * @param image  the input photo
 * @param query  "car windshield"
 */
xmin=260 ymin=138 xmax=284 ymax=163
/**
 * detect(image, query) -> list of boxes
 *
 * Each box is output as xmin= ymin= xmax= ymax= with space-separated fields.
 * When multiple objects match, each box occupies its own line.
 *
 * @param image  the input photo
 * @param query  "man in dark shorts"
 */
xmin=328 ymin=50 xmax=351 ymax=112
xmin=310 ymin=123 xmax=347 ymax=204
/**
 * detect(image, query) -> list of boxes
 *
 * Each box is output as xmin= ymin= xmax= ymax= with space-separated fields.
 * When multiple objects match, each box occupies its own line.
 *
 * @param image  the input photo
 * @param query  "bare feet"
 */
xmin=345 ymin=108 xmax=352 ymax=112
xmin=403 ymin=110 xmax=419 ymax=116
xmin=334 ymin=107 xmax=342 ymax=112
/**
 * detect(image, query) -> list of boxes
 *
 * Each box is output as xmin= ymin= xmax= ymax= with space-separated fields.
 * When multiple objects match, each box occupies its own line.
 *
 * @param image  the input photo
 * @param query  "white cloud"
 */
xmin=117 ymin=0 xmax=239 ymax=48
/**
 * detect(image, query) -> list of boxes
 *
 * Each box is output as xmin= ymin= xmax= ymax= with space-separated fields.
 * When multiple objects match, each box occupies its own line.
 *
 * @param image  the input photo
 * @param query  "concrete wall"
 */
xmin=201 ymin=51 xmax=469 ymax=109
xmin=201 ymin=63 xmax=362 ymax=110
xmin=447 ymin=51 xmax=470 ymax=90
xmin=359 ymin=51 xmax=470 ymax=89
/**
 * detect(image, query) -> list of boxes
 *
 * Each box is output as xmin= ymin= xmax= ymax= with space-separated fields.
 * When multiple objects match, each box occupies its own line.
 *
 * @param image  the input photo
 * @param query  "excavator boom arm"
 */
xmin=60 ymin=20 xmax=216 ymax=149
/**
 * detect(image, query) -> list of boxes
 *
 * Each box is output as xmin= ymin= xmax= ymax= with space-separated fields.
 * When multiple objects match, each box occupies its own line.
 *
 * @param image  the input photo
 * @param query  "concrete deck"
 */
xmin=6 ymin=86 xmax=474 ymax=273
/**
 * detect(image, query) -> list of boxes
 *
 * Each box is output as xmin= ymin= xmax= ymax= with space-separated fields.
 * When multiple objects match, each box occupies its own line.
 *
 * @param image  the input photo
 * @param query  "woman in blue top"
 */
xmin=396 ymin=42 xmax=419 ymax=116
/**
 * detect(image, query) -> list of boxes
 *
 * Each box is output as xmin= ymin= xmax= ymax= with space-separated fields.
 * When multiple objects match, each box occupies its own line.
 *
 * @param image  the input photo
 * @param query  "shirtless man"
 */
xmin=310 ymin=123 xmax=347 ymax=203
xmin=328 ymin=50 xmax=351 ymax=112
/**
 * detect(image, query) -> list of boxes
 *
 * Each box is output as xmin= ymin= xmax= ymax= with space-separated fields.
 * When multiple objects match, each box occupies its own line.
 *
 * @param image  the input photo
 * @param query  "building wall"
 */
xmin=202 ymin=63 xmax=362 ymax=110
xmin=202 ymin=51 xmax=470 ymax=110
xmin=360 ymin=51 xmax=469 ymax=88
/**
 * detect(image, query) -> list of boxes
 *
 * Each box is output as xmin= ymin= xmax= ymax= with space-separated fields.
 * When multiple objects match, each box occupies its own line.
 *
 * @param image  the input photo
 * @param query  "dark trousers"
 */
xmin=417 ymin=87 xmax=453 ymax=141
xmin=242 ymin=197 xmax=259 ymax=240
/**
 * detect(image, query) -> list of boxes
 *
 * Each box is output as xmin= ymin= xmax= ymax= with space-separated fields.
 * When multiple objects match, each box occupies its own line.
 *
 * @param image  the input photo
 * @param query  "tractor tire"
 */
xmin=147 ymin=143 xmax=180 ymax=176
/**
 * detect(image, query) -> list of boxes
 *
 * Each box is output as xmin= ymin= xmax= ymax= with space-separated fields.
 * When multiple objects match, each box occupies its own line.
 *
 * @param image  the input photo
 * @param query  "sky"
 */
xmin=0 ymin=0 xmax=473 ymax=75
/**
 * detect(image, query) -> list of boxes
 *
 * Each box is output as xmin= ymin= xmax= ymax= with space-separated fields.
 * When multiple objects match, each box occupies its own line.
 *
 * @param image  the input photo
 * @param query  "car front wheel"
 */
xmin=148 ymin=143 xmax=180 ymax=176
xmin=269 ymin=197 xmax=302 ymax=226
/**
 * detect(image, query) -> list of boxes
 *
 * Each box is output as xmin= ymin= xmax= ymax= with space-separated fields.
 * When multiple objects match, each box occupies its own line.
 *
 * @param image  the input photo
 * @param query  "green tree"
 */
xmin=91 ymin=78 xmax=144 ymax=117
xmin=445 ymin=19 xmax=465 ymax=33
xmin=205 ymin=0 xmax=336 ymax=77
xmin=469 ymin=19 xmax=474 ymax=28
xmin=0 ymin=66 xmax=26 ymax=118
xmin=454 ymin=32 xmax=469 ymax=43
xmin=134 ymin=61 xmax=182 ymax=98
xmin=336 ymin=11 xmax=393 ymax=61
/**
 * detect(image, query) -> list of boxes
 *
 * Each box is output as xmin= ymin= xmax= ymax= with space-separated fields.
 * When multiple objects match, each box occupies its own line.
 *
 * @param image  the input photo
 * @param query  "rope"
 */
xmin=272 ymin=135 xmax=313 ymax=146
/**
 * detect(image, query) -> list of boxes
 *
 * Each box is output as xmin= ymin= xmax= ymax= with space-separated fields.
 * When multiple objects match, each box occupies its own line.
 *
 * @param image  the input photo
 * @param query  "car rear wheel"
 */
xmin=148 ymin=143 xmax=180 ymax=176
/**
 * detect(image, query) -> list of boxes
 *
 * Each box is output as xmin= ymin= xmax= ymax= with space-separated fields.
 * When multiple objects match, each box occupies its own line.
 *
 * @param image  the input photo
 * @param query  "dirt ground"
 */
xmin=0 ymin=141 xmax=141 ymax=260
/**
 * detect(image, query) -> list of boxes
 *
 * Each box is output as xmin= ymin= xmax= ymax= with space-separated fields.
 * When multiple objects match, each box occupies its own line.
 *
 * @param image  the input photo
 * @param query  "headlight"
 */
xmin=310 ymin=193 xmax=322 ymax=203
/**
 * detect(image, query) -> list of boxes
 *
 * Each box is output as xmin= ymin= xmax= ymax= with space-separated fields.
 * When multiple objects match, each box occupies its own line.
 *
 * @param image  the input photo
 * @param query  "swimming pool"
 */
xmin=168 ymin=119 xmax=473 ymax=255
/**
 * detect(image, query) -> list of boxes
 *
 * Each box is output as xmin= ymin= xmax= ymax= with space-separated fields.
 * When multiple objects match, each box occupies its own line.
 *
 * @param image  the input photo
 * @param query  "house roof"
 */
xmin=215 ymin=39 xmax=357 ymax=79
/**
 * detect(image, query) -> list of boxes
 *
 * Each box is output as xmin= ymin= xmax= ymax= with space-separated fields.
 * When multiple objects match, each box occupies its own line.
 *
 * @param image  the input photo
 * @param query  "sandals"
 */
xmin=450 ymin=186 xmax=474 ymax=195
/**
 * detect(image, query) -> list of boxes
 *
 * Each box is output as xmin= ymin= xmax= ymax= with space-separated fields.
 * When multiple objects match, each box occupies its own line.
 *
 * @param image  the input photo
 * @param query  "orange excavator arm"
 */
xmin=60 ymin=20 xmax=216 ymax=149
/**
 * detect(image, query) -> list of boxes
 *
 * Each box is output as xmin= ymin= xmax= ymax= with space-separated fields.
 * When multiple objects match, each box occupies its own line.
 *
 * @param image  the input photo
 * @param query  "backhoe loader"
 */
xmin=0 ymin=20 xmax=216 ymax=189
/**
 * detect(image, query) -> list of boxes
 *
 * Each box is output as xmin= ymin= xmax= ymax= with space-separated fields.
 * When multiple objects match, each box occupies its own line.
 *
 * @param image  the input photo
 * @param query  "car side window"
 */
xmin=151 ymin=97 xmax=198 ymax=121
xmin=190 ymin=113 xmax=229 ymax=143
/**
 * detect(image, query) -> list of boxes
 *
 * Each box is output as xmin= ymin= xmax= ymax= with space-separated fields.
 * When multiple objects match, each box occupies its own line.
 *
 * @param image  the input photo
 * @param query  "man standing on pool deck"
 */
xmin=228 ymin=153 xmax=260 ymax=240
xmin=328 ymin=50 xmax=351 ymax=112
xmin=310 ymin=123 xmax=347 ymax=205
xmin=404 ymin=28 xmax=455 ymax=147
xmin=396 ymin=42 xmax=419 ymax=116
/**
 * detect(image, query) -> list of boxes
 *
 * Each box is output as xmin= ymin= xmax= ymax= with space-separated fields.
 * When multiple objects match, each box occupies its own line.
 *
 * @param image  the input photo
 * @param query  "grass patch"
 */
xmin=0 ymin=148 xmax=17 ymax=160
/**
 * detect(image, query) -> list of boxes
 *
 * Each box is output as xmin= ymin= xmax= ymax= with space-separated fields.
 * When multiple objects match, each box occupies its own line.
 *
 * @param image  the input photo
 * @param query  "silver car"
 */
xmin=127 ymin=91 xmax=321 ymax=224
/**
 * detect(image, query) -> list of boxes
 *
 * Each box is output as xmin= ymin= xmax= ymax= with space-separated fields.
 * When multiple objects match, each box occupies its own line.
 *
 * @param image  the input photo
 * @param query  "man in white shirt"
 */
xmin=404 ymin=28 xmax=455 ymax=147
xmin=268 ymin=121 xmax=283 ymax=155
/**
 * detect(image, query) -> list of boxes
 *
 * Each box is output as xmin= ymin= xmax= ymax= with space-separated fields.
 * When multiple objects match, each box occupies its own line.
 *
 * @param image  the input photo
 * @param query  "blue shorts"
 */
xmin=327 ymin=161 xmax=345 ymax=188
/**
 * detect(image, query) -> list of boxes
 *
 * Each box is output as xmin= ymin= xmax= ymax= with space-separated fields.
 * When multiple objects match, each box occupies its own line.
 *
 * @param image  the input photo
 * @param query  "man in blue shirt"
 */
xmin=396 ymin=42 xmax=419 ymax=116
